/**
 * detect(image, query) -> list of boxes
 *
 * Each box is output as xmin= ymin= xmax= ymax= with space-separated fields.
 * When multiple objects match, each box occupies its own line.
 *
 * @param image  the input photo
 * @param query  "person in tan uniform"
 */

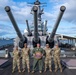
xmin=44 ymin=44 xmax=52 ymax=72
xmin=53 ymin=44 xmax=62 ymax=72
xmin=21 ymin=43 xmax=30 ymax=72
xmin=12 ymin=46 xmax=21 ymax=73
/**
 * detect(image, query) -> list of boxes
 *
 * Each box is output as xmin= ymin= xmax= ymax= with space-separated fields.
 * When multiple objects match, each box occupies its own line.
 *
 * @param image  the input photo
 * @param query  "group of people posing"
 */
xmin=12 ymin=43 xmax=62 ymax=73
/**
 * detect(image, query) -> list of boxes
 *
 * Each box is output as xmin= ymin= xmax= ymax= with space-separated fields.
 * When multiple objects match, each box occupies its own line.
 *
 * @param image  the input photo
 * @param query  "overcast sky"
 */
xmin=0 ymin=0 xmax=76 ymax=38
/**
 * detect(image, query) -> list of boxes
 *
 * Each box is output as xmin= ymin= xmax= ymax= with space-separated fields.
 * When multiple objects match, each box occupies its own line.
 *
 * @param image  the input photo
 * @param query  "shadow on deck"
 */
xmin=0 ymin=58 xmax=76 ymax=75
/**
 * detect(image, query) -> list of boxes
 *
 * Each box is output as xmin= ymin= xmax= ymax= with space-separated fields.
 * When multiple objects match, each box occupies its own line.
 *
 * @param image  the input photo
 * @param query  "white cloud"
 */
xmin=43 ymin=12 xmax=55 ymax=20
xmin=0 ymin=0 xmax=32 ymax=24
xmin=0 ymin=0 xmax=76 ymax=24
xmin=51 ymin=0 xmax=76 ymax=23
xmin=0 ymin=0 xmax=33 ymax=38
xmin=48 ymin=0 xmax=76 ymax=37
xmin=50 ymin=0 xmax=64 ymax=2
xmin=0 ymin=0 xmax=76 ymax=37
xmin=0 ymin=24 xmax=16 ymax=38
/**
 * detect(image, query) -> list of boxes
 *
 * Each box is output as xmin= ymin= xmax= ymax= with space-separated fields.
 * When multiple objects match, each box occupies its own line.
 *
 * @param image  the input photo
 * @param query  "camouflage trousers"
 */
xmin=12 ymin=58 xmax=20 ymax=70
xmin=32 ymin=58 xmax=43 ymax=71
xmin=54 ymin=56 xmax=62 ymax=70
xmin=22 ymin=58 xmax=30 ymax=70
xmin=45 ymin=57 xmax=52 ymax=70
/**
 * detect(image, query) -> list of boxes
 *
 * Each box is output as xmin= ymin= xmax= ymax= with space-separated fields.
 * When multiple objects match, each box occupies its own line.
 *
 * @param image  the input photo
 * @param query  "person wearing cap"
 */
xmin=21 ymin=43 xmax=30 ymax=73
xmin=12 ymin=46 xmax=21 ymax=73
xmin=53 ymin=44 xmax=62 ymax=72
xmin=44 ymin=44 xmax=52 ymax=72
xmin=32 ymin=43 xmax=44 ymax=73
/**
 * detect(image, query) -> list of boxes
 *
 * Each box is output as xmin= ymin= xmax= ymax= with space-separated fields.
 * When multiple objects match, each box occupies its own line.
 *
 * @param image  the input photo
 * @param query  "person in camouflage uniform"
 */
xmin=53 ymin=44 xmax=62 ymax=72
xmin=44 ymin=44 xmax=52 ymax=72
xmin=21 ymin=43 xmax=30 ymax=72
xmin=32 ymin=43 xmax=44 ymax=73
xmin=12 ymin=46 xmax=21 ymax=73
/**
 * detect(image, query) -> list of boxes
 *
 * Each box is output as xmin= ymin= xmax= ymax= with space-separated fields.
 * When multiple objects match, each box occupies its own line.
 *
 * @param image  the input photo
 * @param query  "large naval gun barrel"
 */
xmin=5 ymin=6 xmax=27 ymax=48
xmin=46 ymin=6 xmax=66 ymax=48
xmin=32 ymin=6 xmax=41 ymax=47
xmin=43 ymin=20 xmax=47 ymax=35
xmin=26 ymin=20 xmax=32 ymax=36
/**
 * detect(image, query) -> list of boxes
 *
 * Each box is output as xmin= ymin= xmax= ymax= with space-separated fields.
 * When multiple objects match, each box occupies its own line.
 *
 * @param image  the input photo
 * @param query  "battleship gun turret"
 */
xmin=5 ymin=6 xmax=27 ymax=48
xmin=26 ymin=20 xmax=32 ymax=36
xmin=46 ymin=6 xmax=66 ymax=48
xmin=32 ymin=6 xmax=41 ymax=47
xmin=4 ymin=0 xmax=66 ymax=49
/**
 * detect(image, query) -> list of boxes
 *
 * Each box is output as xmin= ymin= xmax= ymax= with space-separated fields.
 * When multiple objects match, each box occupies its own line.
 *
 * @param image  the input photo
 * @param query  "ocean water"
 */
xmin=0 ymin=39 xmax=13 ymax=47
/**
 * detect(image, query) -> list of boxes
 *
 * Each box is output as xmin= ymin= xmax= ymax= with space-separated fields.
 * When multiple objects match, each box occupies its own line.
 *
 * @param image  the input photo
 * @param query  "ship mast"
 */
xmin=30 ymin=0 xmax=47 ymax=34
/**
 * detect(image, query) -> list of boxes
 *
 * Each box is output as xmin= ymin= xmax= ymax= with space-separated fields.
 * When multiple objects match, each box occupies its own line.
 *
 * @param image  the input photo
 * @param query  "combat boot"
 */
xmin=49 ymin=69 xmax=52 ymax=72
xmin=28 ymin=69 xmax=30 ymax=73
xmin=12 ymin=70 xmax=14 ymax=73
xmin=31 ymin=70 xmax=35 ymax=73
xmin=18 ymin=69 xmax=21 ymax=73
xmin=39 ymin=71 xmax=42 ymax=73
xmin=55 ymin=68 xmax=57 ymax=72
xmin=44 ymin=68 xmax=46 ymax=72
xmin=22 ymin=69 xmax=25 ymax=72
xmin=60 ymin=68 xmax=62 ymax=72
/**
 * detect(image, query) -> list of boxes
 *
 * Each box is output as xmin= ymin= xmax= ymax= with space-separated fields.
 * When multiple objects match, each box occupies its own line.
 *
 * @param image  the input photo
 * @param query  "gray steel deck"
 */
xmin=0 ymin=58 xmax=76 ymax=75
